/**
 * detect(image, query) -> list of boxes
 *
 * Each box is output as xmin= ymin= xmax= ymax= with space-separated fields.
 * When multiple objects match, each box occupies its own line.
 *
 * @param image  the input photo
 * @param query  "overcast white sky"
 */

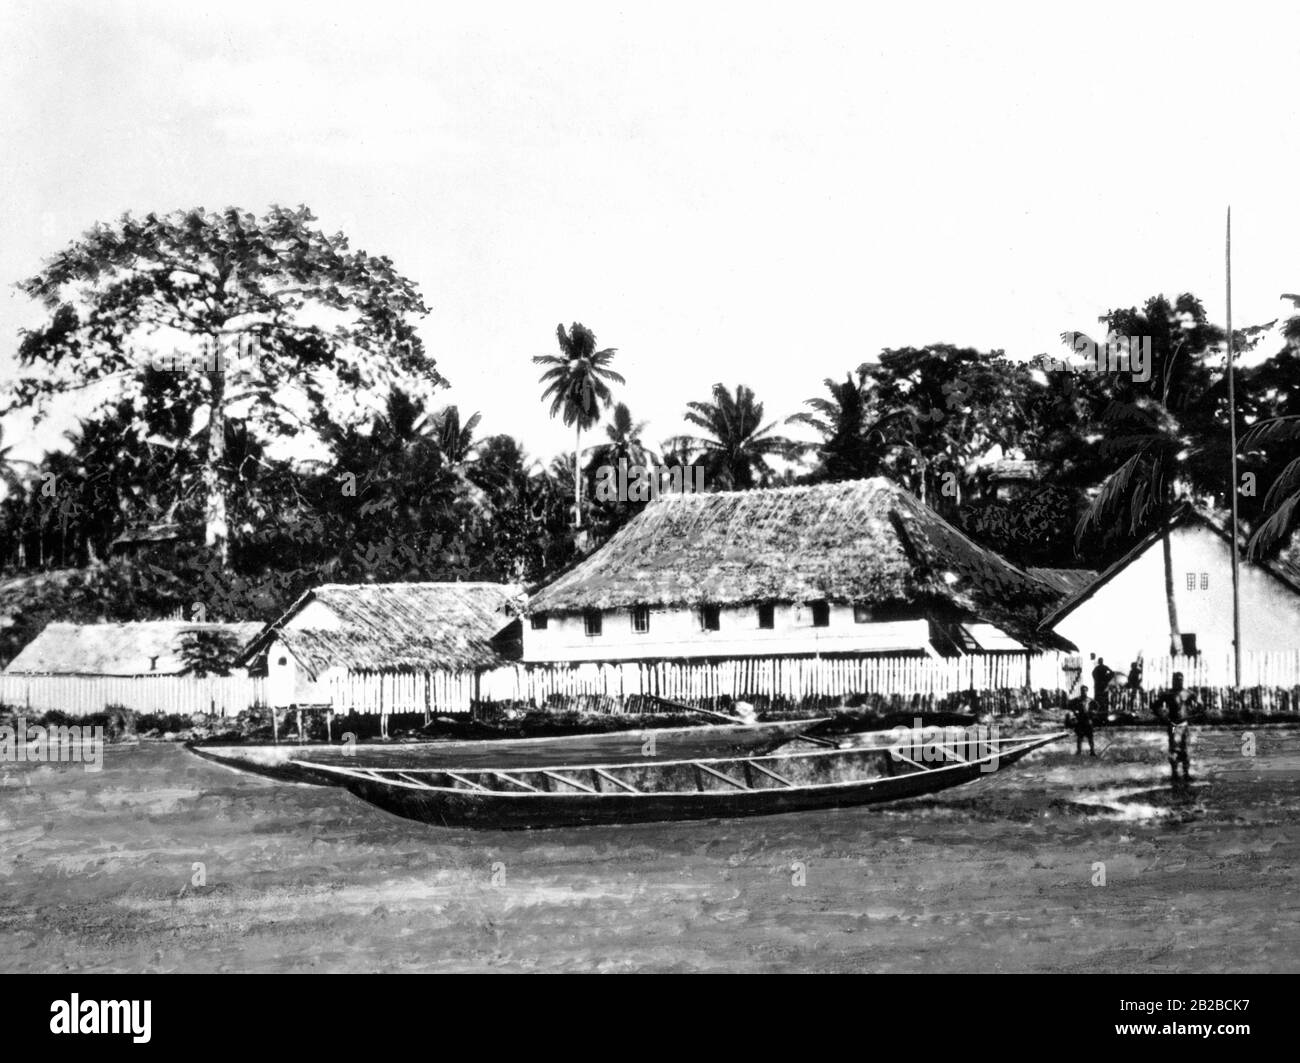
xmin=2 ymin=0 xmax=1298 ymax=468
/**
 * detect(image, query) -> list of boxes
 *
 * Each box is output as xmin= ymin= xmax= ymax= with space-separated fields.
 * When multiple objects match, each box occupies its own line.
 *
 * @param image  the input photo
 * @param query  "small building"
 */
xmin=1039 ymin=507 xmax=1300 ymax=664
xmin=109 ymin=522 xmax=195 ymax=566
xmin=983 ymin=458 xmax=1045 ymax=501
xmin=524 ymin=478 xmax=1068 ymax=664
xmin=239 ymin=581 xmax=523 ymax=710
xmin=3 ymin=620 xmax=263 ymax=677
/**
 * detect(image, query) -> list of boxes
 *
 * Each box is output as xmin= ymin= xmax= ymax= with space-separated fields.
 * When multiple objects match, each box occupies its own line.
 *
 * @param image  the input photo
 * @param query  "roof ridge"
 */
xmin=647 ymin=476 xmax=895 ymax=504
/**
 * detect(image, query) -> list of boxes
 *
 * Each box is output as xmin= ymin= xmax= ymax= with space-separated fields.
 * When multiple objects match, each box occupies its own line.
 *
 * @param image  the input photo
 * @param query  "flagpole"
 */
xmin=1226 ymin=207 xmax=1242 ymax=688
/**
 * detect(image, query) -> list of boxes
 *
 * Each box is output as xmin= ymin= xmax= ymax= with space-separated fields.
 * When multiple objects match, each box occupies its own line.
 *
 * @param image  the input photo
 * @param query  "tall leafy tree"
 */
xmin=866 ymin=346 xmax=1036 ymax=510
xmin=532 ymin=323 xmax=624 ymax=528
xmin=681 ymin=383 xmax=795 ymax=490
xmin=6 ymin=205 xmax=437 ymax=565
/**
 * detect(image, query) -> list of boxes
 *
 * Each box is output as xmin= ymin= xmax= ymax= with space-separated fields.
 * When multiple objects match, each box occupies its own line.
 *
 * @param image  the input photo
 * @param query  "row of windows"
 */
xmin=532 ymin=602 xmax=877 ymax=637
xmin=1185 ymin=572 xmax=1210 ymax=590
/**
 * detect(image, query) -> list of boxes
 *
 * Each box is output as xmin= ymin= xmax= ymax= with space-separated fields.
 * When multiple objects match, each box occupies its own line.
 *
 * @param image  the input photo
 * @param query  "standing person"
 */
xmin=1152 ymin=672 xmax=1195 ymax=788
xmin=1067 ymin=684 xmax=1097 ymax=757
xmin=1091 ymin=656 xmax=1116 ymax=718
xmin=1126 ymin=658 xmax=1144 ymax=715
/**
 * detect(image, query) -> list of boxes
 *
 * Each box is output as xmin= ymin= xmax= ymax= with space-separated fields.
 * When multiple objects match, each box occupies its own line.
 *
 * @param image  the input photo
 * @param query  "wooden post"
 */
xmin=296 ymin=707 xmax=304 ymax=744
xmin=271 ymin=706 xmax=279 ymax=745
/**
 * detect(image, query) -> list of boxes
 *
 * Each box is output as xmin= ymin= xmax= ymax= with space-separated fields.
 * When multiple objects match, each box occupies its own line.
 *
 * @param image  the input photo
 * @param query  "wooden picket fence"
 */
xmin=326 ymin=670 xmax=478 ymax=716
xmin=483 ymin=654 xmax=1043 ymax=705
xmin=7 ymin=649 xmax=1300 ymax=720
xmin=0 ymin=673 xmax=267 ymax=718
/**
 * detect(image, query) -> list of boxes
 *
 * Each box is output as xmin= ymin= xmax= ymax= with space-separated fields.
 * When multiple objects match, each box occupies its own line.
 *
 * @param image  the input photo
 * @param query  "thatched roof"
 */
xmin=529 ymin=478 xmax=1065 ymax=646
xmin=110 ymin=522 xmax=190 ymax=548
xmin=986 ymin=458 xmax=1044 ymax=482
xmin=242 ymin=582 xmax=524 ymax=677
xmin=1027 ymin=567 xmax=1099 ymax=597
xmin=3 ymin=621 xmax=262 ymax=676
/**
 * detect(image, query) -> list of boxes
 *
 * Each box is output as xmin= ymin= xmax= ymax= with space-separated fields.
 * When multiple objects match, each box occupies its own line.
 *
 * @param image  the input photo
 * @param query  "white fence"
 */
xmin=326 ymin=670 xmax=479 ymax=716
xmin=0 ymin=674 xmax=267 ymax=718
xmin=484 ymin=654 xmax=1041 ymax=704
xmin=1133 ymin=651 xmax=1300 ymax=690
xmin=7 ymin=650 xmax=1300 ymax=720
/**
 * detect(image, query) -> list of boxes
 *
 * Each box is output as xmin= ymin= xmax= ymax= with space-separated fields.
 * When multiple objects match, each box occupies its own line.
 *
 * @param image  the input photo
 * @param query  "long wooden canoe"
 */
xmin=295 ymin=730 xmax=1068 ymax=829
xmin=187 ymin=717 xmax=827 ymax=786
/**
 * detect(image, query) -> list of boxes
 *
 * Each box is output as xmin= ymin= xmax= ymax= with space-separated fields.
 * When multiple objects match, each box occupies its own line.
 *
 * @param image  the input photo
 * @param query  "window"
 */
xmin=700 ymin=604 xmax=721 ymax=631
xmin=1200 ymin=573 xmax=1209 ymax=590
xmin=583 ymin=610 xmax=603 ymax=637
xmin=853 ymin=604 xmax=872 ymax=623
xmin=757 ymin=603 xmax=775 ymax=630
xmin=530 ymin=613 xmax=549 ymax=630
xmin=1186 ymin=572 xmax=1196 ymax=590
xmin=1180 ymin=632 xmax=1198 ymax=656
xmin=632 ymin=605 xmax=650 ymax=633
xmin=811 ymin=601 xmax=830 ymax=628
xmin=277 ymin=656 xmax=288 ymax=667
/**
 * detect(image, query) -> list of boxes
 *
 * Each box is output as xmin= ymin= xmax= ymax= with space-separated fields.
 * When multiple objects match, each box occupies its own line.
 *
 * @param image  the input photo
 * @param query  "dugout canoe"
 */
xmin=187 ymin=717 xmax=827 ymax=786
xmin=295 ymin=730 xmax=1068 ymax=829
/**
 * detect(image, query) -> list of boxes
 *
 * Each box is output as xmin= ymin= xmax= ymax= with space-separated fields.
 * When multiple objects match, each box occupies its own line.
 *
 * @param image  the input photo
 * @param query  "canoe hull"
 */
xmin=328 ymin=735 xmax=1060 ymax=830
xmin=187 ymin=718 xmax=824 ymax=786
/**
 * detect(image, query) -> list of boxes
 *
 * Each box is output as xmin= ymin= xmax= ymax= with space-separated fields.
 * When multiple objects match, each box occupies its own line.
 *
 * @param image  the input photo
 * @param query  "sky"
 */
xmin=2 ymin=0 xmax=1298 ymax=470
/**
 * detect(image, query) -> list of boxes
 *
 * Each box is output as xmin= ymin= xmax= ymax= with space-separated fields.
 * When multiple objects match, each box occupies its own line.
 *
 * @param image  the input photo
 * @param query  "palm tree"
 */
xmin=0 ymin=423 xmax=32 ymax=498
xmin=0 ymin=425 xmax=35 ymax=564
xmin=533 ymin=323 xmax=624 ymax=527
xmin=1070 ymin=295 xmax=1229 ymax=655
xmin=787 ymin=366 xmax=909 ymax=482
xmin=1236 ymin=302 xmax=1300 ymax=560
xmin=586 ymin=402 xmax=657 ymax=477
xmin=680 ymin=383 xmax=796 ymax=490
xmin=372 ymin=387 xmax=440 ymax=457
xmin=434 ymin=405 xmax=482 ymax=469
xmin=1242 ymin=417 xmax=1300 ymax=559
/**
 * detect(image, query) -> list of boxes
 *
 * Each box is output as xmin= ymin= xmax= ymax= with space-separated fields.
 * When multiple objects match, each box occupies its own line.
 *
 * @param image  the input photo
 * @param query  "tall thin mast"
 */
xmin=1226 ymin=207 xmax=1242 ymax=688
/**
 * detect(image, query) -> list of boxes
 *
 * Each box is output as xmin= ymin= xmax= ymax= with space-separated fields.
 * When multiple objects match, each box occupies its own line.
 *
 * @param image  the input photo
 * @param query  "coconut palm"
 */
xmin=680 ymin=383 xmax=796 ymax=490
xmin=1242 ymin=416 xmax=1300 ymax=559
xmin=434 ymin=405 xmax=482 ymax=469
xmin=1070 ymin=295 xmax=1231 ymax=655
xmin=787 ymin=366 xmax=910 ymax=482
xmin=533 ymin=323 xmax=624 ymax=527
xmin=371 ymin=388 xmax=440 ymax=456
xmin=586 ymin=402 xmax=657 ymax=477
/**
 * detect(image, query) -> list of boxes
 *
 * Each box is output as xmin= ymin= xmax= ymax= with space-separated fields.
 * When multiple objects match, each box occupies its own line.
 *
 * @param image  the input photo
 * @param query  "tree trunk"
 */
xmin=573 ymin=423 xmax=582 ymax=528
xmin=1162 ymin=528 xmax=1181 ymax=656
xmin=204 ymin=363 xmax=229 ymax=565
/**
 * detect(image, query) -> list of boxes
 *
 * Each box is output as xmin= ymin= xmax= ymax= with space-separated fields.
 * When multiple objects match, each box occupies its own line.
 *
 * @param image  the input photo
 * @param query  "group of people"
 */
xmin=1065 ymin=654 xmax=1193 ymax=785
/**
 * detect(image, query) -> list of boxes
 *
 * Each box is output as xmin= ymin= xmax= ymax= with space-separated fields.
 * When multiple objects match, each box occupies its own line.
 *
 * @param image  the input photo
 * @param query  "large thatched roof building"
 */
xmin=525 ymin=477 xmax=1071 ymax=664
xmin=3 ymin=621 xmax=263 ymax=677
xmin=239 ymin=581 xmax=524 ymax=710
